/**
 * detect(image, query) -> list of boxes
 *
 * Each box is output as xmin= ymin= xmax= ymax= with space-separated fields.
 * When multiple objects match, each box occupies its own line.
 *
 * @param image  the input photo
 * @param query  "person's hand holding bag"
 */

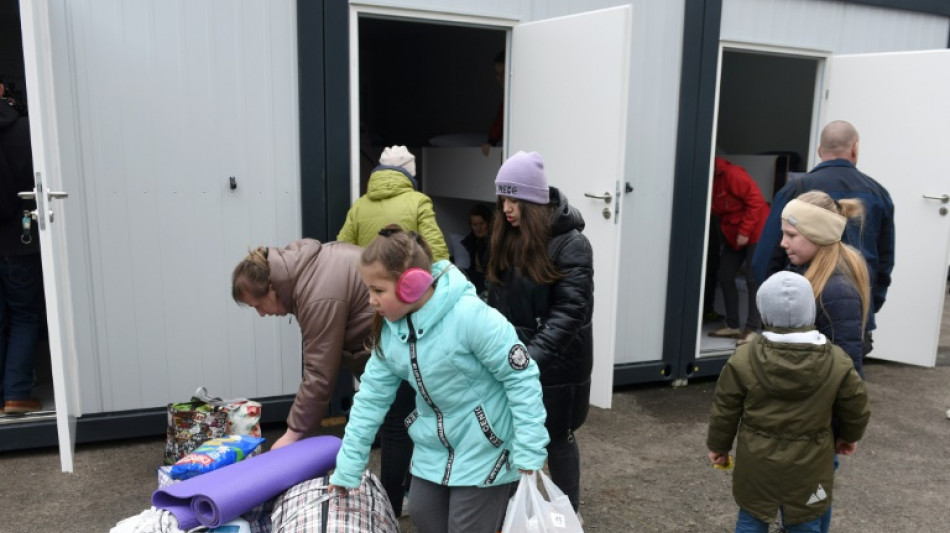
xmin=501 ymin=471 xmax=584 ymax=533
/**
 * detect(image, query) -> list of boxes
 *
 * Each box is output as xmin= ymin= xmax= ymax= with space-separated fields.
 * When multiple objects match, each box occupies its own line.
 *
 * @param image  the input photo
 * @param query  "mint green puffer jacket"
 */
xmin=331 ymin=261 xmax=548 ymax=489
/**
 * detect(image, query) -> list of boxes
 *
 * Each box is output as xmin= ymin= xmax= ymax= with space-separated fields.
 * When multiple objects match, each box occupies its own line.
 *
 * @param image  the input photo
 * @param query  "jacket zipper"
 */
xmin=407 ymin=314 xmax=455 ymax=485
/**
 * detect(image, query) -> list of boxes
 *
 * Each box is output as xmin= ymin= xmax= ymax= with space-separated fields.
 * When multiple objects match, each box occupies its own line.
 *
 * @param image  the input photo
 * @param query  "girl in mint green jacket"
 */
xmin=329 ymin=226 xmax=548 ymax=533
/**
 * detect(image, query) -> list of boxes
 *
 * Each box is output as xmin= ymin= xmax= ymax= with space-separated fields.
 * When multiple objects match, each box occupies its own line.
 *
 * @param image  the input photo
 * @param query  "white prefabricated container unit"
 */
xmin=3 ymin=0 xmax=948 ymax=471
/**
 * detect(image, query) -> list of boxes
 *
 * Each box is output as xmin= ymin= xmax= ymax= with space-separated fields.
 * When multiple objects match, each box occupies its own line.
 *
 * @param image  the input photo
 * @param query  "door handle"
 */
xmin=17 ymin=190 xmax=68 ymax=201
xmin=584 ymin=191 xmax=612 ymax=204
xmin=923 ymin=193 xmax=949 ymax=203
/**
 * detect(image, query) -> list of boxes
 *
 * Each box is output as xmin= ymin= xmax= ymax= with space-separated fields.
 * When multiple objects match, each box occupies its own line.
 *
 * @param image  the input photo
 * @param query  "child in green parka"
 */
xmin=706 ymin=271 xmax=870 ymax=533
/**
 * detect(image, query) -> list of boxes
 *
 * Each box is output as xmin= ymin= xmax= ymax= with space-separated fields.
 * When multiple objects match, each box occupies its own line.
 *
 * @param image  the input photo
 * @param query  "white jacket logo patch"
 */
xmin=508 ymin=345 xmax=530 ymax=370
xmin=806 ymin=483 xmax=828 ymax=505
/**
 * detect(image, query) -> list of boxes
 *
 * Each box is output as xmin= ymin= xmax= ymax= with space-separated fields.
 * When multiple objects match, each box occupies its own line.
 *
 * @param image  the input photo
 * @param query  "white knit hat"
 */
xmin=379 ymin=145 xmax=416 ymax=178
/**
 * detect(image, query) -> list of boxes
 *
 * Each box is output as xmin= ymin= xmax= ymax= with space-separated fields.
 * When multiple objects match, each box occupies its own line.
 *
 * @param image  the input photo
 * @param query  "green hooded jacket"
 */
xmin=707 ymin=332 xmax=870 ymax=524
xmin=337 ymin=168 xmax=449 ymax=261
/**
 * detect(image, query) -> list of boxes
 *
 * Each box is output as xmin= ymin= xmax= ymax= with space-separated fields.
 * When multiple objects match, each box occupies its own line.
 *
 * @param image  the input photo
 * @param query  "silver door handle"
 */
xmin=584 ymin=191 xmax=613 ymax=203
xmin=923 ymin=193 xmax=949 ymax=203
xmin=17 ymin=190 xmax=68 ymax=200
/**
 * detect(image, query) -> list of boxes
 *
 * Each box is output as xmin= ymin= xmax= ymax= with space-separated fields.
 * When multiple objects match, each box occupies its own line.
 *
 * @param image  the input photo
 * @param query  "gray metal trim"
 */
xmin=613 ymin=361 xmax=676 ymax=387
xmin=0 ymin=398 xmax=294 ymax=453
xmin=665 ymin=0 xmax=723 ymax=381
xmin=841 ymin=0 xmax=950 ymax=17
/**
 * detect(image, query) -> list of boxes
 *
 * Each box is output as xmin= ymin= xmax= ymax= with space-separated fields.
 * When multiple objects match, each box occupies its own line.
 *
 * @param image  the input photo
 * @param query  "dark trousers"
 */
xmin=541 ymin=379 xmax=590 ymax=512
xmin=379 ymin=380 xmax=415 ymax=517
xmin=0 ymin=254 xmax=44 ymax=402
xmin=408 ymin=475 xmax=514 ymax=533
xmin=547 ymin=429 xmax=581 ymax=511
xmin=717 ymin=243 xmax=760 ymax=331
xmin=703 ymin=218 xmax=722 ymax=315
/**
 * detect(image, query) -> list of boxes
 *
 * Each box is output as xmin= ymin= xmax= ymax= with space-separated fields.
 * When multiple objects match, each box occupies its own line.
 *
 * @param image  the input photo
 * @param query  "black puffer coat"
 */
xmin=487 ymin=187 xmax=594 ymax=435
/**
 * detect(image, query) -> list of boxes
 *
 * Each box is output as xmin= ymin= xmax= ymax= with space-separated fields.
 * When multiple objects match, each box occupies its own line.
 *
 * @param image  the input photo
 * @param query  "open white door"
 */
xmin=508 ymin=6 xmax=631 ymax=408
xmin=20 ymin=0 xmax=80 ymax=472
xmin=822 ymin=50 xmax=950 ymax=368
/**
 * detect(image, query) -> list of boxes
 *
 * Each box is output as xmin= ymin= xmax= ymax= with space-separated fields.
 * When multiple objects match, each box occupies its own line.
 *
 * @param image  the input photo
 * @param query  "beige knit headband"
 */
xmin=781 ymin=199 xmax=847 ymax=245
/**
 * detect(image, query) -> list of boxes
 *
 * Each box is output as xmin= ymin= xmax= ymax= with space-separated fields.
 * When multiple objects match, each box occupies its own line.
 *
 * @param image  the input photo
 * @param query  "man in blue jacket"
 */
xmin=751 ymin=120 xmax=895 ymax=357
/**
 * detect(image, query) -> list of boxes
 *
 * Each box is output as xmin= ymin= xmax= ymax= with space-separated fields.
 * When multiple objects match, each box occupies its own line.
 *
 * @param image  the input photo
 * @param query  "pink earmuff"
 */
xmin=396 ymin=268 xmax=434 ymax=303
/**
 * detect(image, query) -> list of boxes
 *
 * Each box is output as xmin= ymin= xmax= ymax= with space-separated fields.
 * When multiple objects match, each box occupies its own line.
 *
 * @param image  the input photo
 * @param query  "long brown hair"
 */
xmin=231 ymin=246 xmax=270 ymax=304
xmin=486 ymin=198 xmax=562 ymax=285
xmin=362 ymin=224 xmax=434 ymax=358
xmin=797 ymin=190 xmax=871 ymax=328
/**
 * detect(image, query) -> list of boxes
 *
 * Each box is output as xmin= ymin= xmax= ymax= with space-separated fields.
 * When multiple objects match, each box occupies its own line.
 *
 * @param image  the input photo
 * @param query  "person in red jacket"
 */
xmin=708 ymin=157 xmax=770 ymax=345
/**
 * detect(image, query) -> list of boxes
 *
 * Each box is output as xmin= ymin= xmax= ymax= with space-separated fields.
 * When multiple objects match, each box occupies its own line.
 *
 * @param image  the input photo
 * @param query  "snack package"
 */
xmin=165 ymin=400 xmax=231 ymax=465
xmin=169 ymin=435 xmax=266 ymax=480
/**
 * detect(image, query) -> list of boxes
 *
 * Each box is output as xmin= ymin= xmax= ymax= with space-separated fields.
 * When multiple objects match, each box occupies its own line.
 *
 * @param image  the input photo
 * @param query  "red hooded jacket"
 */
xmin=711 ymin=157 xmax=770 ymax=250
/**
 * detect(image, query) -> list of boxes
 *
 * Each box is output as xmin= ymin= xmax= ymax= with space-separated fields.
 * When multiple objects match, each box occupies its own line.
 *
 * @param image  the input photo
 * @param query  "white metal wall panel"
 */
xmin=613 ymin=1 xmax=685 ymax=364
xmin=722 ymin=0 xmax=949 ymax=53
xmin=53 ymin=0 xmax=302 ymax=413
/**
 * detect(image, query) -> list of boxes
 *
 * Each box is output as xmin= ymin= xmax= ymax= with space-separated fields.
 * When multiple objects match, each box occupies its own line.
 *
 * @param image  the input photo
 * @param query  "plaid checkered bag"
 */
xmin=271 ymin=470 xmax=397 ymax=533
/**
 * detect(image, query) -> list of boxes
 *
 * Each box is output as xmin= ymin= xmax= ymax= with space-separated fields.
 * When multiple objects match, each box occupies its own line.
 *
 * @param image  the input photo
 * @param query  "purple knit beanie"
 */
xmin=494 ymin=151 xmax=550 ymax=205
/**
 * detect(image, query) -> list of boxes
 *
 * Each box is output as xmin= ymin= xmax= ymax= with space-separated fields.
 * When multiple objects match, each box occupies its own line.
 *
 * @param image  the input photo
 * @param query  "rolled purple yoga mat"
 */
xmin=152 ymin=435 xmax=342 ymax=530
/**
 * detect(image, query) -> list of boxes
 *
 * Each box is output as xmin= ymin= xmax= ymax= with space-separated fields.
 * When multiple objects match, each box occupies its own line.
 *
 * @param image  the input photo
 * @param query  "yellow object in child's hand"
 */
xmin=713 ymin=455 xmax=734 ymax=470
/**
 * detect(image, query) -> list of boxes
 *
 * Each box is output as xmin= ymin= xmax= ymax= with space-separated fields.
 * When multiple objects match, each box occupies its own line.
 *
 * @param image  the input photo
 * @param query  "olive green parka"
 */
xmin=707 ymin=331 xmax=870 ymax=524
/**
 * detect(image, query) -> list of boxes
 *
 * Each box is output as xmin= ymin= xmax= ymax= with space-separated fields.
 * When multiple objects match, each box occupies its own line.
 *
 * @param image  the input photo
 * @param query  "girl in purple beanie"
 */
xmin=486 ymin=151 xmax=594 ymax=513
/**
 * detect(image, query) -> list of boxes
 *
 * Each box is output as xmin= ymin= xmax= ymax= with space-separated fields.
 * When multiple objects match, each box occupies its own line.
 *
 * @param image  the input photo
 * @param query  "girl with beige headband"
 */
xmin=780 ymin=190 xmax=871 ymax=377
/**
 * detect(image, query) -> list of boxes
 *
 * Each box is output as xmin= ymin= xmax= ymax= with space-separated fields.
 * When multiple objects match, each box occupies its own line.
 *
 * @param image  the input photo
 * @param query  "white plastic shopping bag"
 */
xmin=501 ymin=472 xmax=584 ymax=533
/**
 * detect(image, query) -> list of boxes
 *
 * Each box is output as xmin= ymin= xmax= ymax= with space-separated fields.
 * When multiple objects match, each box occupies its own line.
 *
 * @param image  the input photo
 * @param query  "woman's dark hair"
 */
xmin=469 ymin=204 xmax=493 ymax=226
xmin=486 ymin=198 xmax=562 ymax=285
xmin=362 ymin=224 xmax=434 ymax=358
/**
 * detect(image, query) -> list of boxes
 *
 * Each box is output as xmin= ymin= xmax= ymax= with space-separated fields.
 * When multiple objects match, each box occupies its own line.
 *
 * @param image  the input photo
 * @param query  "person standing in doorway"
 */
xmin=752 ymin=120 xmax=895 ymax=358
xmin=480 ymin=51 xmax=506 ymax=157
xmin=0 ymin=83 xmax=45 ymax=415
xmin=460 ymin=204 xmax=493 ymax=297
xmin=337 ymin=145 xmax=450 ymax=262
xmin=486 ymin=151 xmax=594 ymax=513
xmin=707 ymin=157 xmax=770 ymax=346
xmin=231 ymin=239 xmax=413 ymax=517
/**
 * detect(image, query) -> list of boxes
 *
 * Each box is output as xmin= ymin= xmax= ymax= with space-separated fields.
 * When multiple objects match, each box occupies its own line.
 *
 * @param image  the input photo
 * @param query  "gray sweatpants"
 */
xmin=408 ymin=475 xmax=515 ymax=533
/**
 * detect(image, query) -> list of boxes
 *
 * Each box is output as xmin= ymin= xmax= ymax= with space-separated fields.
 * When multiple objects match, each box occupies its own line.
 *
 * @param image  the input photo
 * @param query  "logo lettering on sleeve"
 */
xmin=508 ymin=344 xmax=530 ymax=370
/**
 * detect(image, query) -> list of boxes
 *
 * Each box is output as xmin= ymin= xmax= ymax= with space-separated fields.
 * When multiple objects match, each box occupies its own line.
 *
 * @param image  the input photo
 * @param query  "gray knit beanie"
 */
xmin=494 ymin=151 xmax=550 ymax=205
xmin=756 ymin=271 xmax=816 ymax=329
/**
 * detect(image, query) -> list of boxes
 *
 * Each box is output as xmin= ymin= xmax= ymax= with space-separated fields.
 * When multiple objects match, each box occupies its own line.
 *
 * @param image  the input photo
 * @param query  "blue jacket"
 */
xmin=330 ymin=261 xmax=549 ymax=489
xmin=751 ymin=159 xmax=895 ymax=331
xmin=812 ymin=270 xmax=866 ymax=379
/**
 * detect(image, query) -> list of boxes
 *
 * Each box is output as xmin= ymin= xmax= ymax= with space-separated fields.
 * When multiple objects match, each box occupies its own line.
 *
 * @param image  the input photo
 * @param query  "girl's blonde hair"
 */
xmin=232 ymin=246 xmax=270 ymax=304
xmin=796 ymin=190 xmax=870 ymax=328
xmin=362 ymin=224 xmax=435 ymax=358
